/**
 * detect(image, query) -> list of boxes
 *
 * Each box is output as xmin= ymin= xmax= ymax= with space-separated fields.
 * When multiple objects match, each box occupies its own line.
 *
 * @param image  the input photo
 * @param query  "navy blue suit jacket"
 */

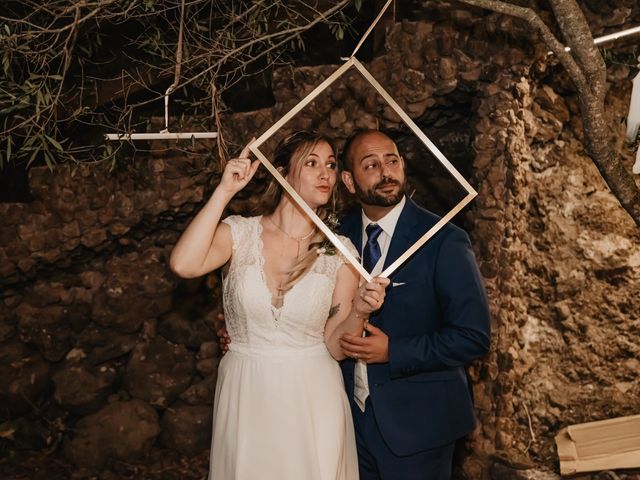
xmin=339 ymin=198 xmax=491 ymax=456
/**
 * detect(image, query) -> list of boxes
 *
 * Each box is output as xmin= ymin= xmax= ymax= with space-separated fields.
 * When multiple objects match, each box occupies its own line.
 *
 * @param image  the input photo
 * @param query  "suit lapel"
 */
xmin=383 ymin=198 xmax=420 ymax=270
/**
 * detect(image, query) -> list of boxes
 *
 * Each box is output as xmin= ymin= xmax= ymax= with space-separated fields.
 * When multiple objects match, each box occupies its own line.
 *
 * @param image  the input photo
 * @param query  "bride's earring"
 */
xmin=331 ymin=188 xmax=337 ymax=214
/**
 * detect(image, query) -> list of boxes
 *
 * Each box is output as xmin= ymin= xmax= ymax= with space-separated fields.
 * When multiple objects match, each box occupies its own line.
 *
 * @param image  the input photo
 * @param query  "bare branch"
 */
xmin=182 ymin=0 xmax=352 ymax=93
xmin=546 ymin=0 xmax=606 ymax=101
xmin=454 ymin=0 xmax=640 ymax=227
xmin=0 ymin=0 xmax=357 ymax=167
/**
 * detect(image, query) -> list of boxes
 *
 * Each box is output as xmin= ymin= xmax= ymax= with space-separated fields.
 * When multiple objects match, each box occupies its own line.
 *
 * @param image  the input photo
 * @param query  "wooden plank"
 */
xmin=555 ymin=415 xmax=640 ymax=475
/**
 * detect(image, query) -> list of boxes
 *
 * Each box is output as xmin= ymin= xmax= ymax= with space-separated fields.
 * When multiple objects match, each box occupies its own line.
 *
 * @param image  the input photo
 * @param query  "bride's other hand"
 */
xmin=339 ymin=276 xmax=390 ymax=363
xmin=353 ymin=276 xmax=390 ymax=316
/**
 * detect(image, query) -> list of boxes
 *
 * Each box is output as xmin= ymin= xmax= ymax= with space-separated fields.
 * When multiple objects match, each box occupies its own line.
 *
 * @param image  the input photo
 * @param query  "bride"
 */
xmin=169 ymin=131 xmax=388 ymax=480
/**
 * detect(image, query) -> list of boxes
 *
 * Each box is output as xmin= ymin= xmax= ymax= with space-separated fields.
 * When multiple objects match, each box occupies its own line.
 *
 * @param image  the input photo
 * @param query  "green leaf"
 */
xmin=45 ymin=134 xmax=64 ymax=152
xmin=2 ymin=54 xmax=10 ymax=76
xmin=0 ymin=104 xmax=24 ymax=116
xmin=26 ymin=148 xmax=39 ymax=168
xmin=43 ymin=149 xmax=54 ymax=171
xmin=23 ymin=134 xmax=37 ymax=149
xmin=355 ymin=0 xmax=362 ymax=11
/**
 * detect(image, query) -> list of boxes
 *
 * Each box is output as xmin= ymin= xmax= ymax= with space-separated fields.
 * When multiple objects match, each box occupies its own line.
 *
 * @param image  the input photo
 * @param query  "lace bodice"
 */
xmin=221 ymin=215 xmax=357 ymax=348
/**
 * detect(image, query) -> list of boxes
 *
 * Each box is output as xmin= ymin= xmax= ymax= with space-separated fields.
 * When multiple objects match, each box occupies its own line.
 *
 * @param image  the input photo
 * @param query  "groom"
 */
xmin=337 ymin=129 xmax=491 ymax=480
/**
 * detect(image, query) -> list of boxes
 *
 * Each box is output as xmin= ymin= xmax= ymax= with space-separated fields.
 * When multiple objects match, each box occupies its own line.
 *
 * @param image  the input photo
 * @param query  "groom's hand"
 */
xmin=340 ymin=322 xmax=389 ymax=364
xmin=216 ymin=313 xmax=230 ymax=354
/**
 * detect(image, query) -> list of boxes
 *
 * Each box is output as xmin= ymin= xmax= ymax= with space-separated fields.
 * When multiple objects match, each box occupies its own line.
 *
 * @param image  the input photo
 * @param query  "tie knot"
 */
xmin=366 ymin=223 xmax=383 ymax=241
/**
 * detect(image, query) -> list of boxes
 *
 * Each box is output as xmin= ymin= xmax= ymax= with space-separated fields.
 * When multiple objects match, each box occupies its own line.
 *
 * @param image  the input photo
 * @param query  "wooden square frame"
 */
xmin=249 ymin=57 xmax=477 ymax=282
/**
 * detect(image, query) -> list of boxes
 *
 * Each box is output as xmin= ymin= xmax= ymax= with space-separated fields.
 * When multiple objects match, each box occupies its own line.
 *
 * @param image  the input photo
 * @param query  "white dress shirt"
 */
xmin=354 ymin=196 xmax=406 ymax=411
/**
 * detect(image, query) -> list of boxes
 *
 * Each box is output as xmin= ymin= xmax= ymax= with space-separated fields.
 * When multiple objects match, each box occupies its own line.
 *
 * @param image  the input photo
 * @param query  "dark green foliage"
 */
xmin=0 ymin=0 xmax=358 ymax=170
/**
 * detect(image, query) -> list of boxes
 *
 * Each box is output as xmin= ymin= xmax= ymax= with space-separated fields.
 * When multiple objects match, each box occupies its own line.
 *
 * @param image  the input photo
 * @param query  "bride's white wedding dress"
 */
xmin=209 ymin=215 xmax=359 ymax=480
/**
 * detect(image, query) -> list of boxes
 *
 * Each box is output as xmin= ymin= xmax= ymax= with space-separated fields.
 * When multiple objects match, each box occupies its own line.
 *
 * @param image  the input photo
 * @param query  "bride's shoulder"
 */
xmin=321 ymin=234 xmax=359 ymax=269
xmin=222 ymin=214 xmax=261 ymax=227
xmin=335 ymin=234 xmax=358 ymax=257
xmin=221 ymin=215 xmax=262 ymax=243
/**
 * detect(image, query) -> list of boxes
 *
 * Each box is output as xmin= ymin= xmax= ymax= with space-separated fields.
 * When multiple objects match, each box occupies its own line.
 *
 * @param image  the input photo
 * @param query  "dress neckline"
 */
xmin=255 ymin=215 xmax=308 ymax=312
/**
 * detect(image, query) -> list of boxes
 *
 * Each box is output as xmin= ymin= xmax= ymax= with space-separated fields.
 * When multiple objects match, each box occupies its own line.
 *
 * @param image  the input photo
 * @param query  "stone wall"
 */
xmin=492 ymin=67 xmax=640 ymax=478
xmin=462 ymin=53 xmax=640 ymax=480
xmin=2 ymin=9 xmax=640 ymax=479
xmin=0 ymin=153 xmax=221 ymax=466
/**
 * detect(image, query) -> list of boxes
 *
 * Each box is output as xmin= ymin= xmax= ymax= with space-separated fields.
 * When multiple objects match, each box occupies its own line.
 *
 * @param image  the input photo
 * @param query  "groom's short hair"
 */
xmin=340 ymin=129 xmax=396 ymax=173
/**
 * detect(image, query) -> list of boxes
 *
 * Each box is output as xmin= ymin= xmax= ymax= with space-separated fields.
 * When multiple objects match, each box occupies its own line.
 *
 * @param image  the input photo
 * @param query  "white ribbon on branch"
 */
xmin=627 ymin=64 xmax=640 ymax=174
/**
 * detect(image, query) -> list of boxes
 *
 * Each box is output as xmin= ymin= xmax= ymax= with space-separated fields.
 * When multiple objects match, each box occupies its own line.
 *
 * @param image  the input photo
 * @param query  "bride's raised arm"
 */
xmin=170 ymin=141 xmax=259 ymax=278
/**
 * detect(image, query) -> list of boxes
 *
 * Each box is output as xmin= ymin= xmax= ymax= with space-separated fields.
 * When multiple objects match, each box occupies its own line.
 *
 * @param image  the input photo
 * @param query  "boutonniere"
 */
xmin=317 ymin=212 xmax=340 ymax=256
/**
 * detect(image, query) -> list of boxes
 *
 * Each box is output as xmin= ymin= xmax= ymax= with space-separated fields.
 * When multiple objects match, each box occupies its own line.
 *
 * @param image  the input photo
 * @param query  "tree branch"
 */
xmin=454 ymin=0 xmax=640 ymax=227
xmin=547 ymin=0 xmax=606 ymax=101
xmin=181 ymin=0 xmax=352 ymax=93
xmin=454 ymin=0 xmax=591 ymax=96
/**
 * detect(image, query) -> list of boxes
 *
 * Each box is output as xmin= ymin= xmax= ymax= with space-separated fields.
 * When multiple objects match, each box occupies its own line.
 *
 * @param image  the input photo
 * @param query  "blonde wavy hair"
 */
xmin=262 ymin=131 xmax=337 ymax=305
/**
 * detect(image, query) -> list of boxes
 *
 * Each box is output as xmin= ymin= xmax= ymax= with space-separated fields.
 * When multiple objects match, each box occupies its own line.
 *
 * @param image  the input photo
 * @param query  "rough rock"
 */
xmin=52 ymin=362 xmax=118 ymax=414
xmin=0 ymin=340 xmax=51 ymax=419
xmin=63 ymin=400 xmax=160 ymax=468
xmin=75 ymin=323 xmax=138 ymax=365
xmin=160 ymin=403 xmax=212 ymax=456
xmin=124 ymin=337 xmax=195 ymax=408
xmin=158 ymin=311 xmax=216 ymax=349
xmin=179 ymin=374 xmax=217 ymax=406
xmin=91 ymin=257 xmax=174 ymax=333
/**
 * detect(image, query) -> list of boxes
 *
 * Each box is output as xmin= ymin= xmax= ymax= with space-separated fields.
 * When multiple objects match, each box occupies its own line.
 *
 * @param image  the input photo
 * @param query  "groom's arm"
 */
xmin=387 ymin=228 xmax=491 ymax=378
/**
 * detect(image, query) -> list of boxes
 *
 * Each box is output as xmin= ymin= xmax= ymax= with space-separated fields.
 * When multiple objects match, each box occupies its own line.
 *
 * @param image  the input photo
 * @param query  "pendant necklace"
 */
xmin=267 ymin=215 xmax=315 ymax=257
xmin=266 ymin=215 xmax=316 ymax=308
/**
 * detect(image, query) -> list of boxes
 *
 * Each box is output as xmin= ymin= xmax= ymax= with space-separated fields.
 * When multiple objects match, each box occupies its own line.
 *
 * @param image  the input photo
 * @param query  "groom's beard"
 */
xmin=354 ymin=177 xmax=405 ymax=207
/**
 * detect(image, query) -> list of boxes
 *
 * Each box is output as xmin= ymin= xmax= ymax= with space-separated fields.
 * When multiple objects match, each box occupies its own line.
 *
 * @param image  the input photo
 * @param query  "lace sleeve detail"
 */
xmin=336 ymin=234 xmax=360 ymax=266
xmin=311 ymin=234 xmax=360 ymax=283
xmin=221 ymin=215 xmax=241 ymax=252
xmin=221 ymin=215 xmax=259 ymax=268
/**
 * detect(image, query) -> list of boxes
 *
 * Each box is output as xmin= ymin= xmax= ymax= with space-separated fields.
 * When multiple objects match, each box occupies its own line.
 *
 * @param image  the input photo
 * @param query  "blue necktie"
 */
xmin=363 ymin=223 xmax=383 ymax=273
